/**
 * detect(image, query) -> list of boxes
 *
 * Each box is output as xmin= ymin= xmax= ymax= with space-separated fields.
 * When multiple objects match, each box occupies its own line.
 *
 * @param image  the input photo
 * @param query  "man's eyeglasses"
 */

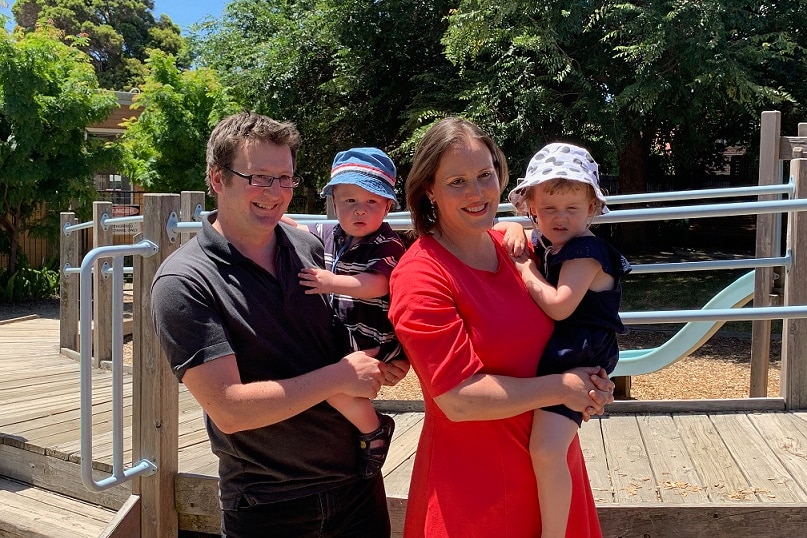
xmin=222 ymin=165 xmax=302 ymax=188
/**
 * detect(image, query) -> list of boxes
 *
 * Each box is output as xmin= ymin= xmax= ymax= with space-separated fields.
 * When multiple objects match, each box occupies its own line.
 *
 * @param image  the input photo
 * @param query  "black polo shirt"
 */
xmin=151 ymin=212 xmax=357 ymax=508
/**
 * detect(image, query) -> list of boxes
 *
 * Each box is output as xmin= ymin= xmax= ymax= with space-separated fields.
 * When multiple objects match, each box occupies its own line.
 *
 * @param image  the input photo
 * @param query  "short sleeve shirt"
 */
xmin=151 ymin=212 xmax=358 ymax=509
xmin=310 ymin=221 xmax=406 ymax=362
xmin=534 ymin=234 xmax=631 ymax=376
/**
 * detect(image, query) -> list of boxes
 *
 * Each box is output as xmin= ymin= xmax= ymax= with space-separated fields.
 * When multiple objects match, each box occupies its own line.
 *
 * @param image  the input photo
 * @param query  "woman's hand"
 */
xmin=381 ymin=359 xmax=411 ymax=386
xmin=583 ymin=367 xmax=614 ymax=420
xmin=560 ymin=366 xmax=614 ymax=421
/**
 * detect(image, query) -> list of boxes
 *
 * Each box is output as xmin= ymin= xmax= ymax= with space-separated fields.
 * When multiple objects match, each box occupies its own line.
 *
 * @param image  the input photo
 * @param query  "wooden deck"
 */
xmin=2 ymin=316 xmax=807 ymax=537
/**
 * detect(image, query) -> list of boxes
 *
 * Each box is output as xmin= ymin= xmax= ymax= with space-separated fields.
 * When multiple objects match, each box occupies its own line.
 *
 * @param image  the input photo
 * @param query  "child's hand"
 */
xmin=499 ymin=222 xmax=527 ymax=256
xmin=510 ymin=251 xmax=535 ymax=276
xmin=298 ymin=267 xmax=335 ymax=294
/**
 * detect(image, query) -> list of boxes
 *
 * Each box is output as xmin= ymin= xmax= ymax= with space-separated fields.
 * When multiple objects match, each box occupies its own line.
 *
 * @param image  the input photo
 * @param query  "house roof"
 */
xmin=87 ymin=90 xmax=143 ymax=135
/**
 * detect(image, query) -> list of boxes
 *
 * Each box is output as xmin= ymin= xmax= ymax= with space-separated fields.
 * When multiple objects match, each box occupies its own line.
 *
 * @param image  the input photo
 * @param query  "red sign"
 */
xmin=112 ymin=204 xmax=140 ymax=217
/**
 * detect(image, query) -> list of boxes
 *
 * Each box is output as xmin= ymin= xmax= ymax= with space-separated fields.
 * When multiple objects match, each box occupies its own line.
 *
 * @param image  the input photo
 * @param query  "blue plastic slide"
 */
xmin=612 ymin=270 xmax=756 ymax=377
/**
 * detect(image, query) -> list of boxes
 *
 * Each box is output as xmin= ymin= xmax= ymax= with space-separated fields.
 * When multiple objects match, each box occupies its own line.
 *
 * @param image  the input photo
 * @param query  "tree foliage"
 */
xmin=119 ymin=0 xmax=807 ymax=237
xmin=0 ymin=25 xmax=118 ymax=274
xmin=190 ymin=0 xmax=459 ymax=188
xmin=441 ymin=0 xmax=807 ymax=194
xmin=12 ymin=0 xmax=186 ymax=90
xmin=119 ymin=50 xmax=240 ymax=196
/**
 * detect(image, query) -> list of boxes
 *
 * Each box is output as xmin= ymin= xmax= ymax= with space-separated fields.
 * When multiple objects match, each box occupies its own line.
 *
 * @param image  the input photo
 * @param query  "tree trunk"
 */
xmin=6 ymin=213 xmax=20 ymax=275
xmin=615 ymin=131 xmax=651 ymax=251
xmin=0 ymin=211 xmax=20 ymax=275
xmin=619 ymin=132 xmax=648 ymax=195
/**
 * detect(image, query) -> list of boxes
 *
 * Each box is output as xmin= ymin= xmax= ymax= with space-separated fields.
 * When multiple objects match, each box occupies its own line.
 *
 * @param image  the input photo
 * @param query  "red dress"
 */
xmin=388 ymin=232 xmax=602 ymax=538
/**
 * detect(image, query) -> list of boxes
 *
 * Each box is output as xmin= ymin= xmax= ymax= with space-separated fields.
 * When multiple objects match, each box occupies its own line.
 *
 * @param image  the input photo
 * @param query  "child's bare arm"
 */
xmin=280 ymin=215 xmax=310 ymax=231
xmin=492 ymin=221 xmax=528 ymax=256
xmin=516 ymin=256 xmax=601 ymax=320
xmin=298 ymin=268 xmax=389 ymax=299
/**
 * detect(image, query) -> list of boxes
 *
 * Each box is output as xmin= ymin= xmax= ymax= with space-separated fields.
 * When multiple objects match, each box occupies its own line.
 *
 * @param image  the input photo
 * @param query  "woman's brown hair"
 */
xmin=405 ymin=117 xmax=508 ymax=237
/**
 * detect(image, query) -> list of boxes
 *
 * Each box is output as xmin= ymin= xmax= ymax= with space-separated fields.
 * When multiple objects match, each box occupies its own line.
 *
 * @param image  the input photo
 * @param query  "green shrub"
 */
xmin=0 ymin=266 xmax=60 ymax=303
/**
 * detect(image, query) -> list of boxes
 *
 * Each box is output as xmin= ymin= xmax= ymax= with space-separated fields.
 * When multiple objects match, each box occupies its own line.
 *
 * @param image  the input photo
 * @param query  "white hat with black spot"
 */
xmin=508 ymin=143 xmax=608 ymax=214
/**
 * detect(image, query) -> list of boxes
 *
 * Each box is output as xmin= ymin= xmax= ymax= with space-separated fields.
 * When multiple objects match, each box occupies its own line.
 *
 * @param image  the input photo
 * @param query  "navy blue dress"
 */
xmin=533 ymin=234 xmax=631 ymax=425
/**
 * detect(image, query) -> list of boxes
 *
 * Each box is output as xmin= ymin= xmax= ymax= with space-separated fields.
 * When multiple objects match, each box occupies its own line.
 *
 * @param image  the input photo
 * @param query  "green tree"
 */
xmin=191 ymin=0 xmax=459 ymax=188
xmin=119 ymin=50 xmax=240 ymax=196
xmin=439 ymin=2 xmax=611 ymax=177
xmin=12 ymin=0 xmax=186 ymax=90
xmin=595 ymin=0 xmax=805 ymax=192
xmin=441 ymin=0 xmax=806 ymax=195
xmin=0 ymin=25 xmax=118 ymax=275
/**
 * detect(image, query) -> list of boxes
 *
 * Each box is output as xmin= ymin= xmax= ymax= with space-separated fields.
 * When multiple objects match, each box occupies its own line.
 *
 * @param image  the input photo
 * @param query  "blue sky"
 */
xmin=3 ymin=1 xmax=224 ymax=34
xmin=152 ymin=0 xmax=224 ymax=33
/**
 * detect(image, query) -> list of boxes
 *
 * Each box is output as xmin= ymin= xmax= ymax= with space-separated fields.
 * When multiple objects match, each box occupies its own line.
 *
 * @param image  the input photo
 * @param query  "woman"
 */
xmin=388 ymin=117 xmax=613 ymax=537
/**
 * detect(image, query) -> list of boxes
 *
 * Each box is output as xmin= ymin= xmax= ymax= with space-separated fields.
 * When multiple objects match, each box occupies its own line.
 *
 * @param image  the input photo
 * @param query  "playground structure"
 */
xmin=612 ymin=269 xmax=756 ymax=377
xmin=2 ymin=111 xmax=806 ymax=536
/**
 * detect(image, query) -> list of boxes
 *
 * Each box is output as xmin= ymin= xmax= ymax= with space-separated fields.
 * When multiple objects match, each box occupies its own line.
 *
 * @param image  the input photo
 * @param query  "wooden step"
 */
xmin=0 ymin=475 xmax=117 ymax=538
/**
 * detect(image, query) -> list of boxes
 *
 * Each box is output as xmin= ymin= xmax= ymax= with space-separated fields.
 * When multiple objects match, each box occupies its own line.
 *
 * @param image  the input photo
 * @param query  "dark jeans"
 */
xmin=221 ymin=475 xmax=390 ymax=538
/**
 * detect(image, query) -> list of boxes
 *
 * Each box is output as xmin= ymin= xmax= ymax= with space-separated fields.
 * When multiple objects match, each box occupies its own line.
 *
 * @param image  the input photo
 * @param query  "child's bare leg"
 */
xmin=327 ymin=394 xmax=379 ymax=433
xmin=328 ymin=393 xmax=395 ymax=478
xmin=530 ymin=409 xmax=578 ymax=538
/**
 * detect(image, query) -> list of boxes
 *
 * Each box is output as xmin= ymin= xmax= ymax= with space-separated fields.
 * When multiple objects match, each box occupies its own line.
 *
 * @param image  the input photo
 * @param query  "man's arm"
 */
xmin=182 ymin=349 xmax=384 ymax=434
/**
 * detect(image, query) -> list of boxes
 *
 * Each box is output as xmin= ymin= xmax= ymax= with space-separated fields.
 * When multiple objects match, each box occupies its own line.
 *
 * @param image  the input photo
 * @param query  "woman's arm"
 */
xmin=390 ymin=246 xmax=614 ymax=425
xmin=434 ymin=366 xmax=613 ymax=422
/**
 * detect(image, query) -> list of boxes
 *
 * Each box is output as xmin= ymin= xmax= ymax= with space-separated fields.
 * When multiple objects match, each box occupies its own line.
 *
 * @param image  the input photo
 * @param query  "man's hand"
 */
xmin=337 ymin=348 xmax=384 ymax=399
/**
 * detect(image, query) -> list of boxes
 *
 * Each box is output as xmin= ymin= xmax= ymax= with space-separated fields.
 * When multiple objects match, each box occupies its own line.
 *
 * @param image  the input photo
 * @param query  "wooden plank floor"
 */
xmin=3 ymin=316 xmax=807 ymax=537
xmin=0 ymin=475 xmax=117 ymax=538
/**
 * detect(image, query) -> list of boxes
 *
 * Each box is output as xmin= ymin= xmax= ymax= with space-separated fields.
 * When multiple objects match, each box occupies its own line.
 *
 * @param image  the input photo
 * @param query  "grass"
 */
xmin=620 ymin=250 xmax=782 ymax=335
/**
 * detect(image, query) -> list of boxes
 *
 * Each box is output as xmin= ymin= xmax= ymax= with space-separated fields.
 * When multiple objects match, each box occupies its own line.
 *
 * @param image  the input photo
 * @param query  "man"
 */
xmin=151 ymin=112 xmax=408 ymax=537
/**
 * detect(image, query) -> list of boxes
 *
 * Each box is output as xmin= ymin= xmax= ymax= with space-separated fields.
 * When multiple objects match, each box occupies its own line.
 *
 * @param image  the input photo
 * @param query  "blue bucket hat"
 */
xmin=321 ymin=147 xmax=400 ymax=209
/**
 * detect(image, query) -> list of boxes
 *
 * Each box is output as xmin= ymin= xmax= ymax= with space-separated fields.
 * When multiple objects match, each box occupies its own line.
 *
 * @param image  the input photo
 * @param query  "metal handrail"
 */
xmin=621 ymin=305 xmax=807 ymax=325
xmin=69 ymin=177 xmax=807 ymax=498
xmin=628 ymin=254 xmax=790 ymax=274
xmin=65 ymin=180 xmax=794 ymax=236
xmin=79 ymin=240 xmax=159 ymax=492
xmin=266 ymin=198 xmax=807 ymax=231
